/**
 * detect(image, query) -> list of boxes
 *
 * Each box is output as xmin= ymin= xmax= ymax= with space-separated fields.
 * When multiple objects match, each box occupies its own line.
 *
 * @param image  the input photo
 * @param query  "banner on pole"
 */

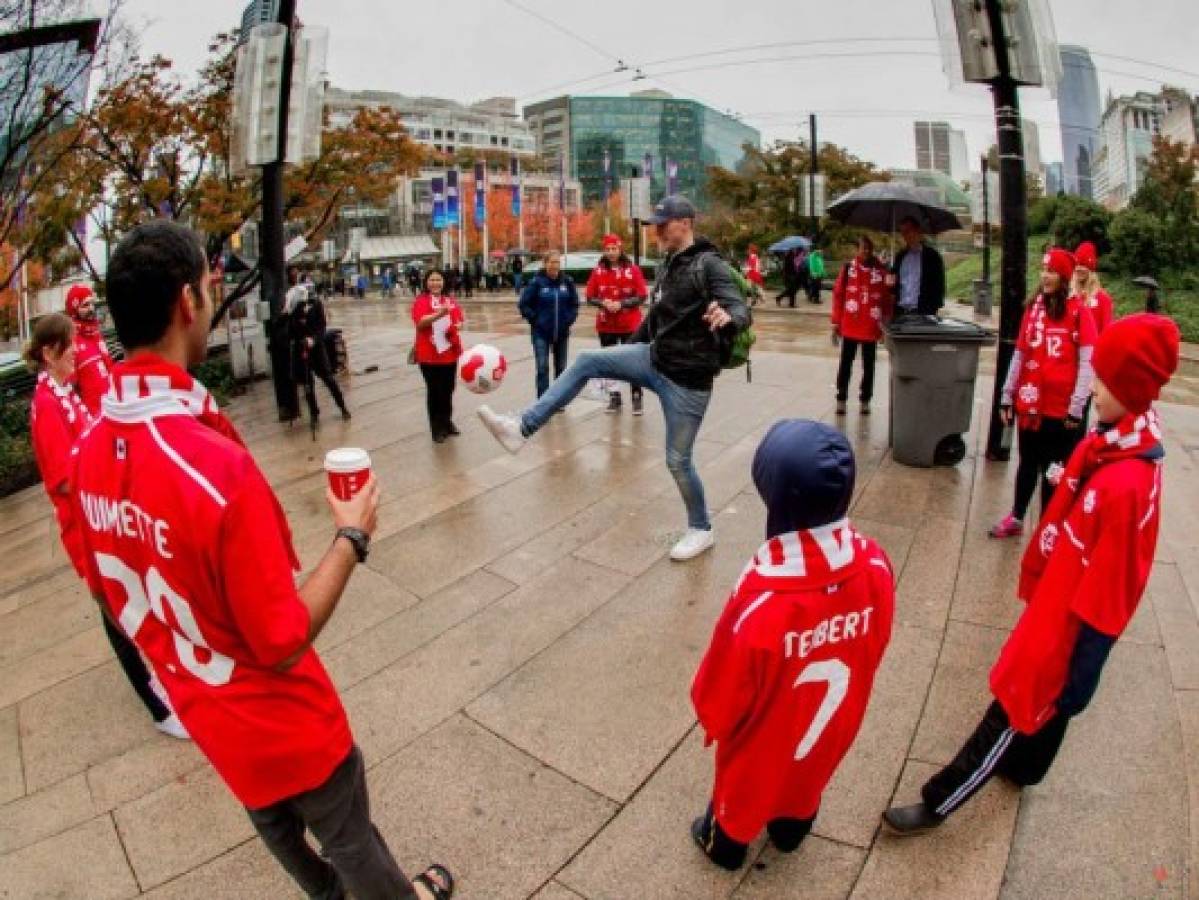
xmin=667 ymin=159 xmax=678 ymax=196
xmin=643 ymin=152 xmax=653 ymax=182
xmin=446 ymin=169 xmax=460 ymax=227
xmin=432 ymin=176 xmax=446 ymax=230
xmin=603 ymin=148 xmax=612 ymax=200
xmin=558 ymin=156 xmax=566 ymax=211
xmin=474 ymin=162 xmax=486 ymax=228
xmin=510 ymin=156 xmax=521 ymax=216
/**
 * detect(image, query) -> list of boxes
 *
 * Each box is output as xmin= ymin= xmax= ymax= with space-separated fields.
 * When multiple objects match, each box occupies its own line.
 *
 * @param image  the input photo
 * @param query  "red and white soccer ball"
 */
xmin=458 ymin=343 xmax=508 ymax=394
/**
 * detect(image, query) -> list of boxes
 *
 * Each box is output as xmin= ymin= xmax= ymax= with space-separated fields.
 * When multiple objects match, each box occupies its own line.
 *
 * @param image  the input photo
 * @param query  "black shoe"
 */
xmin=605 ymin=394 xmax=621 ymax=414
xmin=432 ymin=432 xmax=448 ymax=444
xmin=632 ymin=394 xmax=643 ymax=416
xmin=690 ymin=814 xmax=745 ymax=871
xmin=881 ymin=803 xmax=944 ymax=835
xmin=340 ymin=407 xmax=351 ymax=420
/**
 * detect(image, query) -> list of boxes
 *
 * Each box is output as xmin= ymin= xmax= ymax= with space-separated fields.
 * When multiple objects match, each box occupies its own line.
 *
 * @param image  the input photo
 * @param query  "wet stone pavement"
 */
xmin=1 ymin=297 xmax=1198 ymax=898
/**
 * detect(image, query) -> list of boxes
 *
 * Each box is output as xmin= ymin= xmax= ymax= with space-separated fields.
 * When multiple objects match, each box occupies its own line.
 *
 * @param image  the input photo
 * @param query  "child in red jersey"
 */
xmin=884 ymin=314 xmax=1179 ymax=834
xmin=991 ymin=247 xmax=1098 ymax=538
xmin=690 ymin=419 xmax=895 ymax=870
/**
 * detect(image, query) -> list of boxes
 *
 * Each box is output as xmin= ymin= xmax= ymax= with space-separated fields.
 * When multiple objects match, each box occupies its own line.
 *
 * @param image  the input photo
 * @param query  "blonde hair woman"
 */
xmin=1071 ymin=241 xmax=1114 ymax=333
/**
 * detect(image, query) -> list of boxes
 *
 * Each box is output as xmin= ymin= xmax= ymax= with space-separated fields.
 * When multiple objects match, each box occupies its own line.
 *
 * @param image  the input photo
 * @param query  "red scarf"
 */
xmin=37 ymin=370 xmax=91 ymax=434
xmin=72 ymin=314 xmax=102 ymax=341
xmin=103 ymin=354 xmax=300 ymax=570
xmin=1020 ymin=409 xmax=1162 ymax=599
xmin=736 ymin=519 xmax=884 ymax=596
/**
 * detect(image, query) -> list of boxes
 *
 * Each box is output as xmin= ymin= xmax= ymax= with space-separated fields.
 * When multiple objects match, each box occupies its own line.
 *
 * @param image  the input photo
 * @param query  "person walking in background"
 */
xmin=1071 ymin=242 xmax=1114 ymax=334
xmin=690 ymin=420 xmax=894 ymax=870
xmin=288 ymin=276 xmax=350 ymax=426
xmin=511 ymin=254 xmax=524 ymax=292
xmin=990 ymin=249 xmax=1097 ymax=539
xmin=24 ymin=313 xmax=189 ymax=740
xmin=888 ymin=217 xmax=946 ymax=316
xmin=461 ymin=261 xmax=474 ymax=299
xmin=806 ymin=246 xmax=826 ymax=304
xmin=412 ymin=269 xmax=465 ymax=443
xmin=775 ymin=248 xmax=802 ymax=307
xmin=744 ymin=245 xmax=764 ymax=292
xmin=884 ymin=315 xmax=1179 ymax=836
xmin=64 ymin=283 xmax=112 ymax=416
xmin=586 ymin=234 xmax=648 ymax=415
xmin=479 ymin=196 xmax=751 ymax=562
xmin=832 ymin=236 xmax=892 ymax=416
xmin=519 ymin=250 xmax=579 ymax=398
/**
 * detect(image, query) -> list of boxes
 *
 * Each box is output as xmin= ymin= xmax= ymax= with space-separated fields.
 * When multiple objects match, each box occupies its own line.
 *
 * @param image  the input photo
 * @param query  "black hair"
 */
xmin=599 ymin=252 xmax=632 ymax=270
xmin=106 ymin=220 xmax=207 ymax=350
xmin=1036 ymin=282 xmax=1071 ymax=320
xmin=423 ymin=268 xmax=446 ymax=292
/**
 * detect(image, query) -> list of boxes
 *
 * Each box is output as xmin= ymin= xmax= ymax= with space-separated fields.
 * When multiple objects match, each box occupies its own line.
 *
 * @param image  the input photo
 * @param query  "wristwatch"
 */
xmin=336 ymin=527 xmax=370 ymax=564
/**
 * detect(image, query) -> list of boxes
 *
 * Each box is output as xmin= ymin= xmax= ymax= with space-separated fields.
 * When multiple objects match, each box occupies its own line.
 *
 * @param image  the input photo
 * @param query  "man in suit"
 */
xmin=887 ymin=216 xmax=945 ymax=316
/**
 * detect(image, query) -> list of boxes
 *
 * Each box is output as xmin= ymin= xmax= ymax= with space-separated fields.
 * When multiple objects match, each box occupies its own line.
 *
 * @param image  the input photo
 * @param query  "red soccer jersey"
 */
xmin=73 ymin=331 xmax=113 ymax=416
xmin=991 ymin=430 xmax=1162 ymax=734
xmin=1084 ymin=289 xmax=1114 ymax=334
xmin=1013 ymin=295 xmax=1098 ymax=422
xmin=72 ymin=358 xmax=351 ymax=808
xmin=744 ymin=252 xmax=764 ymax=287
xmin=411 ymin=292 xmax=464 ymax=365
xmin=30 ymin=372 xmax=91 ymax=577
xmin=832 ymin=257 xmax=893 ymax=343
xmin=585 ymin=261 xmax=647 ymax=334
xmin=692 ymin=522 xmax=895 ymax=842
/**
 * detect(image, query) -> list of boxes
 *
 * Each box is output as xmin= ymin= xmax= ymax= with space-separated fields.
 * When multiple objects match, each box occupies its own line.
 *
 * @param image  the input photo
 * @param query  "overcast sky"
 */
xmin=111 ymin=0 xmax=1199 ymax=172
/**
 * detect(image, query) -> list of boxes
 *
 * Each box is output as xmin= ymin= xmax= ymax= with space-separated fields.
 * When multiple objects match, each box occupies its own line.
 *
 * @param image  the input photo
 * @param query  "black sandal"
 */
xmin=413 ymin=863 xmax=455 ymax=899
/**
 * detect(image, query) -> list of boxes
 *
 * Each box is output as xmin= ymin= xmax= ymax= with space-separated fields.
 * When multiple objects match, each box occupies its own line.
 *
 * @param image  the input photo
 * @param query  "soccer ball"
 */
xmin=458 ymin=344 xmax=508 ymax=394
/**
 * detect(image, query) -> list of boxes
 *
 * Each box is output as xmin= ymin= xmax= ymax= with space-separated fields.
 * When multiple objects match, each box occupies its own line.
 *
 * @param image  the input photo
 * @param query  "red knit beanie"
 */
xmin=1074 ymin=241 xmax=1098 ymax=271
xmin=601 ymin=233 xmax=622 ymax=249
xmin=65 ymin=283 xmax=94 ymax=319
xmin=1092 ymin=314 xmax=1180 ymax=414
xmin=1042 ymin=247 xmax=1075 ymax=283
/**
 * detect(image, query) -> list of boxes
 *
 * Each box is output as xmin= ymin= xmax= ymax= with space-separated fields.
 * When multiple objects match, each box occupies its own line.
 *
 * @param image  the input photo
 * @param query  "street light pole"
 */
xmin=262 ymin=0 xmax=300 ymax=421
xmin=983 ymin=0 xmax=1028 ymax=461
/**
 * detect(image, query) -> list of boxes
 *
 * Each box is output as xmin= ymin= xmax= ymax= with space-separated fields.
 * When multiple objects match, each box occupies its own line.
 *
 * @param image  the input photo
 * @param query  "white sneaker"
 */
xmin=155 ymin=713 xmax=190 ymax=741
xmin=670 ymin=527 xmax=715 ymax=561
xmin=478 ymin=405 xmax=527 ymax=454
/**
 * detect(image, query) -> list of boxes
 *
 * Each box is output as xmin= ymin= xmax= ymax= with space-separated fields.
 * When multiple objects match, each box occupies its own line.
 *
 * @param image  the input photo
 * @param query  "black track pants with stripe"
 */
xmin=921 ymin=701 xmax=1070 ymax=818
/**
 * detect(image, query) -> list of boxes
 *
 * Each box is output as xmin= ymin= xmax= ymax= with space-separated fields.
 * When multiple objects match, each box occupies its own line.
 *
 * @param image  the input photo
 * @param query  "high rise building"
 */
xmin=948 ymin=128 xmax=969 ymax=184
xmin=1161 ymin=86 xmax=1199 ymax=148
xmin=915 ymin=121 xmax=969 ymax=182
xmin=1045 ymin=161 xmax=1064 ymax=196
xmin=240 ymin=0 xmax=279 ymax=40
xmin=1021 ymin=118 xmax=1044 ymax=186
xmin=325 ymin=88 xmax=536 ymax=157
xmin=523 ymin=91 xmax=760 ymax=207
xmin=1057 ymin=46 xmax=1101 ymax=199
xmin=1094 ymin=91 xmax=1163 ymax=209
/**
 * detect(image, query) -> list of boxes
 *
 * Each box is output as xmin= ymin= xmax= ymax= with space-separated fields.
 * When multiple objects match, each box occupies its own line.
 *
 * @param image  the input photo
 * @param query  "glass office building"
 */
xmin=525 ymin=92 xmax=760 ymax=208
xmin=1057 ymin=45 xmax=1101 ymax=199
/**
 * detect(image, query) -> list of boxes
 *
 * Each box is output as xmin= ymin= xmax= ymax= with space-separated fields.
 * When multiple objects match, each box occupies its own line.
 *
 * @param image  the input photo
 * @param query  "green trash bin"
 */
xmin=884 ymin=315 xmax=995 ymax=467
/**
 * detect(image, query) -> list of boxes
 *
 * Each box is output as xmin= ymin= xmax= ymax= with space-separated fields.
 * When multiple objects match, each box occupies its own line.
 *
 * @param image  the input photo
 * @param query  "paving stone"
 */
xmin=850 ymin=760 xmax=1019 ymax=900
xmin=1174 ymin=689 xmax=1199 ymax=900
xmin=369 ymin=714 xmax=615 ymax=900
xmin=529 ymin=880 xmax=589 ymax=900
xmin=1001 ymin=642 xmax=1187 ymax=899
xmin=732 ymin=835 xmax=865 ymax=899
xmin=558 ymin=729 xmax=753 ymax=900
xmin=312 ymin=565 xmax=422 ymax=654
xmin=0 ymin=815 xmax=139 ymax=899
xmin=910 ymin=621 xmax=1007 ymax=767
xmin=142 ymin=839 xmax=303 ymax=900
xmin=0 ymin=579 xmax=97 ymax=667
xmin=894 ymin=515 xmax=965 ymax=632
xmin=0 ymin=705 xmax=22 ymax=804
xmin=87 ymin=735 xmax=207 ymax=813
xmin=113 ymin=765 xmax=255 ymax=890
xmin=19 ymin=659 xmax=155 ymax=793
xmin=342 ymin=556 xmax=630 ymax=766
xmin=1148 ymin=563 xmax=1199 ymax=690
xmin=0 ymin=772 xmax=94 ymax=855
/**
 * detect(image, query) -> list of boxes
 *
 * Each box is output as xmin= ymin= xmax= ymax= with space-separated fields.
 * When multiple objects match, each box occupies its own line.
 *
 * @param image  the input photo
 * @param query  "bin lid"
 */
xmin=885 ymin=314 xmax=994 ymax=343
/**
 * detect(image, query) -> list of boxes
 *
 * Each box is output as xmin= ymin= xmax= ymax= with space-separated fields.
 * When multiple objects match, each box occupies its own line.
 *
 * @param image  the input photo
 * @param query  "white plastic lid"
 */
xmin=324 ymin=447 xmax=371 ymax=473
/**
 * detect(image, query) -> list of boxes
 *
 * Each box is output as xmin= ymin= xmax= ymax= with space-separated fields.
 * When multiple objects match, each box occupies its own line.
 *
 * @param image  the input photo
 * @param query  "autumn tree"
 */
xmin=1129 ymin=136 xmax=1199 ymax=263
xmin=703 ymin=140 xmax=885 ymax=257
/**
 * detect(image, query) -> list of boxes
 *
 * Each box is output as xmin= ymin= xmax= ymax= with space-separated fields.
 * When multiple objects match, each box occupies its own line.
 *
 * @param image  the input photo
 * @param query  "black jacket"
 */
xmin=632 ymin=238 xmax=750 ymax=391
xmin=891 ymin=242 xmax=946 ymax=315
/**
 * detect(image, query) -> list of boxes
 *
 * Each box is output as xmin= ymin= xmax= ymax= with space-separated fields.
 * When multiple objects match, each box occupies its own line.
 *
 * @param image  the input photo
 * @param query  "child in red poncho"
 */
xmin=883 ymin=313 xmax=1180 ymax=834
xmin=690 ymin=419 xmax=895 ymax=869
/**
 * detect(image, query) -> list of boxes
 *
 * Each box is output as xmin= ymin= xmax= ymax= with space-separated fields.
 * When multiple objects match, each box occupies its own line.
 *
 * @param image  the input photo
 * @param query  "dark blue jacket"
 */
xmin=519 ymin=272 xmax=579 ymax=341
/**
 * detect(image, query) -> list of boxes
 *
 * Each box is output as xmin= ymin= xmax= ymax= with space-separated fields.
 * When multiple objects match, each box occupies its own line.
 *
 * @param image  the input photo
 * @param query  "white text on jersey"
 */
xmin=79 ymin=491 xmax=173 ymax=560
xmin=784 ymin=607 xmax=874 ymax=660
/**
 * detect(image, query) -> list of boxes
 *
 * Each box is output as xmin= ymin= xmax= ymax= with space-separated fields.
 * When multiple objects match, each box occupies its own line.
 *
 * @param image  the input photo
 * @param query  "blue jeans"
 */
xmin=532 ymin=332 xmax=570 ymax=398
xmin=520 ymin=343 xmax=712 ymax=530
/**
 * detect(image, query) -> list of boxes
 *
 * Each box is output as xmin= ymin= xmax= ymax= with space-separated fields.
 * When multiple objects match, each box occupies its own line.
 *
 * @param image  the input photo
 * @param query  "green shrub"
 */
xmin=190 ymin=354 xmax=239 ymax=407
xmin=1051 ymin=196 xmax=1112 ymax=253
xmin=1110 ymin=208 xmax=1171 ymax=277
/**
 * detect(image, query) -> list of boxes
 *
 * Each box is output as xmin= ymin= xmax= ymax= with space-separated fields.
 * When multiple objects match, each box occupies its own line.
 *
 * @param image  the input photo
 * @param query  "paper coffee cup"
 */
xmin=324 ymin=448 xmax=371 ymax=501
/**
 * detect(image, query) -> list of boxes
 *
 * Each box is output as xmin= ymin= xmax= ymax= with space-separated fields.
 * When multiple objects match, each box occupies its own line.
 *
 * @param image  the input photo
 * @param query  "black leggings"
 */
xmin=302 ymin=351 xmax=347 ymax=420
xmin=922 ymin=701 xmax=1070 ymax=818
xmin=102 ymin=616 xmax=171 ymax=722
xmin=419 ymin=363 xmax=457 ymax=438
xmin=1013 ymin=418 xmax=1085 ymax=520
xmin=835 ymin=338 xmax=877 ymax=403
xmin=598 ymin=332 xmax=642 ymax=401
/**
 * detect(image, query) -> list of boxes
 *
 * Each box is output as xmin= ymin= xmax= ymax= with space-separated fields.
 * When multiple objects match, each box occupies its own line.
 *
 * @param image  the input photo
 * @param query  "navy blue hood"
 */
xmin=752 ymin=419 xmax=856 ymax=538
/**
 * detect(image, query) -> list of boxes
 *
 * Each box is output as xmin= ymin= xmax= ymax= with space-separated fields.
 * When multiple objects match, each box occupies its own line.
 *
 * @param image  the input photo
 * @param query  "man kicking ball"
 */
xmin=478 ymin=195 xmax=750 ymax=561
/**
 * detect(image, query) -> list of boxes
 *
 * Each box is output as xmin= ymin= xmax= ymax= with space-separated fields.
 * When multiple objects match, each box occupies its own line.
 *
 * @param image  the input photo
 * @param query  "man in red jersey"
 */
xmin=690 ymin=419 xmax=895 ymax=870
xmin=72 ymin=221 xmax=453 ymax=900
xmin=65 ymin=283 xmax=113 ymax=416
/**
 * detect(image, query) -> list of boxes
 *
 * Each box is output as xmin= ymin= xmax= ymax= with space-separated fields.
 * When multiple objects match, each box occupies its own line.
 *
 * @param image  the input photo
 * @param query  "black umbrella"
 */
xmin=826 ymin=181 xmax=963 ymax=235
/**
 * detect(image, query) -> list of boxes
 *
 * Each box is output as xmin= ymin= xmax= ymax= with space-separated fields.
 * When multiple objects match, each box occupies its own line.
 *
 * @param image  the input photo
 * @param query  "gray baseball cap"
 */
xmin=646 ymin=195 xmax=697 ymax=224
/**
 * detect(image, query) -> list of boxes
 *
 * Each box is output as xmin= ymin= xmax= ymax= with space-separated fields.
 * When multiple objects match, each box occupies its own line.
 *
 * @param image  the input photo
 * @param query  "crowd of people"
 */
xmin=19 ymin=195 xmax=1186 ymax=895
